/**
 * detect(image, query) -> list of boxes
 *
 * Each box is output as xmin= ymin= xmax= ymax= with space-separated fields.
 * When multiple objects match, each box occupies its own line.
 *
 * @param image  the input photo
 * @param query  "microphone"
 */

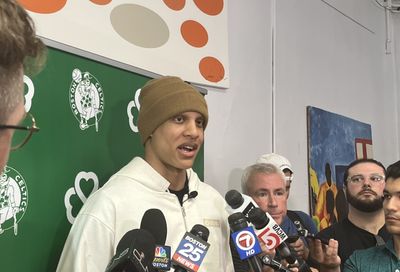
xmin=182 ymin=191 xmax=198 ymax=206
xmin=247 ymin=207 xmax=288 ymax=250
xmin=187 ymin=191 xmax=198 ymax=200
xmin=140 ymin=209 xmax=170 ymax=271
xmin=172 ymin=224 xmax=210 ymax=272
xmin=247 ymin=208 xmax=312 ymax=272
xmin=261 ymin=255 xmax=291 ymax=272
xmin=247 ymin=208 xmax=301 ymax=265
xmin=293 ymin=220 xmax=329 ymax=245
xmin=228 ymin=212 xmax=263 ymax=272
xmin=225 ymin=189 xmax=258 ymax=218
xmin=105 ymin=229 xmax=156 ymax=272
xmin=140 ymin=209 xmax=167 ymax=245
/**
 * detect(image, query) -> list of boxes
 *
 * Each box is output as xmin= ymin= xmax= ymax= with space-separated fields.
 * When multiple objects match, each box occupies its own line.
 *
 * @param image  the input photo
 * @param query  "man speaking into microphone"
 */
xmin=56 ymin=76 xmax=234 ymax=272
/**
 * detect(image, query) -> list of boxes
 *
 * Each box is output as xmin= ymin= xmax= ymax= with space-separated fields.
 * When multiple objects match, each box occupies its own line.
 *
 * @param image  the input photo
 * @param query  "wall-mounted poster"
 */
xmin=20 ymin=0 xmax=229 ymax=88
xmin=307 ymin=106 xmax=373 ymax=231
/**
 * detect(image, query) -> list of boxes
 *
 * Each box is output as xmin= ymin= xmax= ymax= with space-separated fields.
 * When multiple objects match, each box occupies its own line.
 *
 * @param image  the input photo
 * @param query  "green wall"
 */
xmin=0 ymin=47 xmax=204 ymax=271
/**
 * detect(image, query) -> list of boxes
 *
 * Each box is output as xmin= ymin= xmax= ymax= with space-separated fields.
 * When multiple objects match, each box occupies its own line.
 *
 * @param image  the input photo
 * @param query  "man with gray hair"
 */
xmin=257 ymin=153 xmax=294 ymax=193
xmin=242 ymin=162 xmax=317 ymax=269
xmin=256 ymin=154 xmax=317 ymax=239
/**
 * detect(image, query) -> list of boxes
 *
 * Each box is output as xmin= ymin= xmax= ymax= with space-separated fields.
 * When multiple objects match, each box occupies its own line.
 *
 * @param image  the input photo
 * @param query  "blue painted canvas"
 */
xmin=307 ymin=106 xmax=372 ymax=230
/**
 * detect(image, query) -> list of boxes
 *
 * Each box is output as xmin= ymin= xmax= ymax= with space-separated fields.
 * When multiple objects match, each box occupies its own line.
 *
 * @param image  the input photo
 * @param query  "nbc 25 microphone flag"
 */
xmin=231 ymin=226 xmax=262 ymax=260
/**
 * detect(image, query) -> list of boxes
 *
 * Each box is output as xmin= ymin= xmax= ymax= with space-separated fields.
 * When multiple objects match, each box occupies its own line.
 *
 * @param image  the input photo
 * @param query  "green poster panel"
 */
xmin=0 ymin=47 xmax=204 ymax=271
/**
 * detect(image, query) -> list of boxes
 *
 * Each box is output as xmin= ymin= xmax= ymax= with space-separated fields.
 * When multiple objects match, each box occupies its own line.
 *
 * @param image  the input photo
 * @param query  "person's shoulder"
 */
xmin=188 ymin=169 xmax=220 ymax=194
xmin=317 ymin=219 xmax=349 ymax=239
xmin=350 ymin=245 xmax=384 ymax=261
xmin=197 ymin=180 xmax=224 ymax=198
xmin=288 ymin=210 xmax=318 ymax=233
xmin=343 ymin=246 xmax=382 ymax=272
xmin=287 ymin=210 xmax=316 ymax=224
xmin=289 ymin=210 xmax=312 ymax=219
xmin=316 ymin=222 xmax=337 ymax=237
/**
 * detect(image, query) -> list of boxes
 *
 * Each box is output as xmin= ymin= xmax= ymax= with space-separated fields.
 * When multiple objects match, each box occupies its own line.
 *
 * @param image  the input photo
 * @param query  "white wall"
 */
xmin=205 ymin=0 xmax=399 ymax=213
xmin=393 ymin=13 xmax=400 ymax=155
xmin=204 ymin=1 xmax=273 ymax=195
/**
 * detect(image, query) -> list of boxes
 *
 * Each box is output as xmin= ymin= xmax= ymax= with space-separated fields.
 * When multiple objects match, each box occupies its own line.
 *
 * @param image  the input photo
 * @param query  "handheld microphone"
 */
xmin=228 ymin=212 xmax=263 ymax=272
xmin=140 ymin=209 xmax=167 ymax=245
xmin=247 ymin=207 xmax=288 ymax=250
xmin=172 ymin=224 xmax=210 ymax=272
xmin=225 ymin=189 xmax=258 ymax=218
xmin=105 ymin=229 xmax=156 ymax=272
xmin=261 ymin=255 xmax=291 ymax=272
xmin=248 ymin=209 xmax=313 ymax=272
xmin=293 ymin=220 xmax=329 ymax=245
xmin=247 ymin=208 xmax=305 ymax=268
xmin=140 ymin=209 xmax=171 ymax=271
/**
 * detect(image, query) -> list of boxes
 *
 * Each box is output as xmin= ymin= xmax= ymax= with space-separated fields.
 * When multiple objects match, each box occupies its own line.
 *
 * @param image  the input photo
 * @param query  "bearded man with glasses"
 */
xmin=0 ymin=0 xmax=45 ymax=173
xmin=315 ymin=158 xmax=391 ymax=270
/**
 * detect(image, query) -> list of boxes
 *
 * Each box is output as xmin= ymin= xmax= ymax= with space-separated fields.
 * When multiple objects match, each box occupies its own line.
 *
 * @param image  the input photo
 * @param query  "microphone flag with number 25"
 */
xmin=172 ymin=232 xmax=210 ymax=272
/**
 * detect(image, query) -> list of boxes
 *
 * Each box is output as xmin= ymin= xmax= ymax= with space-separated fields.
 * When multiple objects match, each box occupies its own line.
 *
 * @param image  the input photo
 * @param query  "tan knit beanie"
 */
xmin=138 ymin=76 xmax=208 ymax=145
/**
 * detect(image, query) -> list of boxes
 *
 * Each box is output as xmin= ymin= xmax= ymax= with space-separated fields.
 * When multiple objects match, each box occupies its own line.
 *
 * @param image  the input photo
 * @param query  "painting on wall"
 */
xmin=307 ymin=106 xmax=373 ymax=231
xmin=21 ymin=0 xmax=229 ymax=88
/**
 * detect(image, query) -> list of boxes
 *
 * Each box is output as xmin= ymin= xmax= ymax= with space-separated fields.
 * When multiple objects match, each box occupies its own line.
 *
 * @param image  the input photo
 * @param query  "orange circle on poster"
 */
xmin=90 ymin=0 xmax=112 ymax=4
xmin=199 ymin=56 xmax=225 ymax=83
xmin=181 ymin=20 xmax=208 ymax=48
xmin=193 ymin=0 xmax=223 ymax=15
xmin=163 ymin=0 xmax=185 ymax=11
xmin=18 ymin=0 xmax=67 ymax=14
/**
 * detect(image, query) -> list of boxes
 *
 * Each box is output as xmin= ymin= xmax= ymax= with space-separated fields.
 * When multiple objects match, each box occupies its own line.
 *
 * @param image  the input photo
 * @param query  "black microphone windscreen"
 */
xmin=188 ymin=191 xmax=198 ymax=199
xmin=225 ymin=190 xmax=244 ymax=208
xmin=277 ymin=242 xmax=297 ymax=265
xmin=228 ymin=212 xmax=248 ymax=232
xmin=115 ymin=229 xmax=137 ymax=254
xmin=248 ymin=207 xmax=269 ymax=229
xmin=110 ymin=229 xmax=156 ymax=272
xmin=190 ymin=224 xmax=209 ymax=241
xmin=140 ymin=208 xmax=168 ymax=245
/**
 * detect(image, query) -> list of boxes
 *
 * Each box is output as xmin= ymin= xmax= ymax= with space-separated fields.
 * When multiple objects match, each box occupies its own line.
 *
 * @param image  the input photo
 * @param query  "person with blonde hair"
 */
xmin=0 ymin=0 xmax=45 ymax=172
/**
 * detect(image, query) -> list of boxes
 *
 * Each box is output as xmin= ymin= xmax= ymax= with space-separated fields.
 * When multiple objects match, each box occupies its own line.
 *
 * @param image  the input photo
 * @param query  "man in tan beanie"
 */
xmin=57 ymin=76 xmax=234 ymax=272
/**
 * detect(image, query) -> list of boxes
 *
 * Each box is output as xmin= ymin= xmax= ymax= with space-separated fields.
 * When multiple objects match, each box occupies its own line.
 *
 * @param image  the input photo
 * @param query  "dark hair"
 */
xmin=343 ymin=158 xmax=386 ymax=186
xmin=386 ymin=160 xmax=400 ymax=181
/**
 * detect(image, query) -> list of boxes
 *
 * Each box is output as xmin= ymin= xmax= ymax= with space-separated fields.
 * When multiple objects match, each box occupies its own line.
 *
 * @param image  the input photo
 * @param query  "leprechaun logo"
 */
xmin=69 ymin=69 xmax=105 ymax=132
xmin=0 ymin=166 xmax=28 ymax=236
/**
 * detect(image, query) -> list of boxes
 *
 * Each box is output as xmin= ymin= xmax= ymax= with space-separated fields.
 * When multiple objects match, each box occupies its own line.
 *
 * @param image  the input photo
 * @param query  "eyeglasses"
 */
xmin=347 ymin=174 xmax=385 ymax=184
xmin=0 ymin=112 xmax=40 ymax=150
